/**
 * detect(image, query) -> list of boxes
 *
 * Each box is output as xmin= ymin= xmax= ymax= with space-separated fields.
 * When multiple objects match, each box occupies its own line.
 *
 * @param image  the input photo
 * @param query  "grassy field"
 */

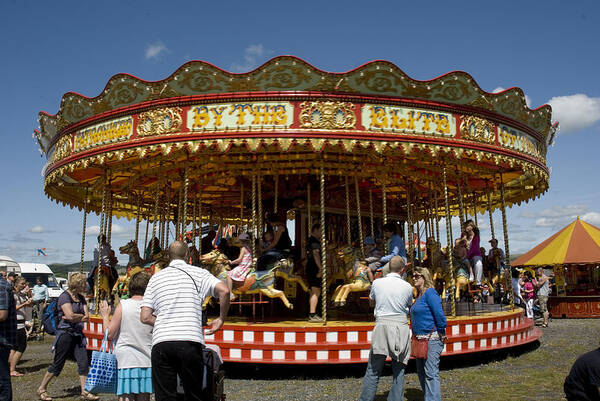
xmin=12 ymin=319 xmax=598 ymax=401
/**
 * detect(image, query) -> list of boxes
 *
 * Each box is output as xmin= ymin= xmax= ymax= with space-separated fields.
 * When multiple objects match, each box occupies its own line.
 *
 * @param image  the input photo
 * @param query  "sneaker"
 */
xmin=308 ymin=314 xmax=323 ymax=322
xmin=469 ymin=273 xmax=474 ymax=281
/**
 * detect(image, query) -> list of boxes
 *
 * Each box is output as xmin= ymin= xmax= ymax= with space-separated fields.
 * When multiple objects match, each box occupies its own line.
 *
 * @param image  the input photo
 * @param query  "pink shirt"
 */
xmin=523 ymin=281 xmax=535 ymax=300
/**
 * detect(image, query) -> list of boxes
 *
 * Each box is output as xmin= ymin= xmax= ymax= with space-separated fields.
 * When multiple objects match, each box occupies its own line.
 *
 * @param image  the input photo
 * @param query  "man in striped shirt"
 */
xmin=141 ymin=241 xmax=230 ymax=401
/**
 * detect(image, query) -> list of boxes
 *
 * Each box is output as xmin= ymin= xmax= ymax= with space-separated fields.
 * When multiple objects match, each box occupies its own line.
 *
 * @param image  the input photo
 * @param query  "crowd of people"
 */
xmin=0 ymin=215 xmax=593 ymax=401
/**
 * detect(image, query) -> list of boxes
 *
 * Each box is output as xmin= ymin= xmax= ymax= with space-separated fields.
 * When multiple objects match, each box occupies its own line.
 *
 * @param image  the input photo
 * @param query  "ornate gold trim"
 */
xmin=136 ymin=107 xmax=183 ymax=137
xmin=460 ymin=115 xmax=496 ymax=144
xmin=298 ymin=101 xmax=356 ymax=129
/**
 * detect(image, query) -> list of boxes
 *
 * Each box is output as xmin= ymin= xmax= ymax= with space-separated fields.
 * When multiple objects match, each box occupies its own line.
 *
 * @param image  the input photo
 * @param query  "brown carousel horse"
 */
xmin=200 ymin=249 xmax=308 ymax=309
xmin=112 ymin=240 xmax=170 ymax=300
xmin=331 ymin=246 xmax=371 ymax=307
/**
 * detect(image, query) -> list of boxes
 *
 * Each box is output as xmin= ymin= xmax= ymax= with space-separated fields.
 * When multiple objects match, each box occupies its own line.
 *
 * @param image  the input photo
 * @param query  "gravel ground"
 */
xmin=12 ymin=319 xmax=599 ymax=401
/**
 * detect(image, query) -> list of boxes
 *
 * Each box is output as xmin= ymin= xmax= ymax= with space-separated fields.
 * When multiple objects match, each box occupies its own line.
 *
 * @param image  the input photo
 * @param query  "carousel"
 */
xmin=33 ymin=56 xmax=553 ymax=364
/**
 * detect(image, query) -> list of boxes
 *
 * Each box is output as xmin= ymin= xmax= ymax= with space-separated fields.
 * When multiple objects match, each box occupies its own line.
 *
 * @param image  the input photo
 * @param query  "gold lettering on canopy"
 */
xmin=361 ymin=105 xmax=455 ymax=137
xmin=187 ymin=102 xmax=293 ymax=131
xmin=73 ymin=117 xmax=133 ymax=152
xmin=498 ymin=125 xmax=542 ymax=159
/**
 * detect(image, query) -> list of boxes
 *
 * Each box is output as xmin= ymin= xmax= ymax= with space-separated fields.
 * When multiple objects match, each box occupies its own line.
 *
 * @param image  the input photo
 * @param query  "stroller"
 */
xmin=177 ymin=344 xmax=225 ymax=400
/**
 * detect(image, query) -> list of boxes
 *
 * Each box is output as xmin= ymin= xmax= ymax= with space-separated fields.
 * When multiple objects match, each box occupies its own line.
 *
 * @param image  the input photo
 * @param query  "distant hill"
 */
xmin=49 ymin=261 xmax=124 ymax=278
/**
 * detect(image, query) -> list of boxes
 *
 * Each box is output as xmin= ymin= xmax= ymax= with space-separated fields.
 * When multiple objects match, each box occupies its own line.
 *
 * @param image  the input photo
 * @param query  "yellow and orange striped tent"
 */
xmin=513 ymin=217 xmax=600 ymax=266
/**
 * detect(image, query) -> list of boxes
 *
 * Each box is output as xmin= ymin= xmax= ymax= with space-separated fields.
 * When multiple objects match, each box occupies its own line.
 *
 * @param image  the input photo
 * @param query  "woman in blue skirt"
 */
xmin=100 ymin=272 xmax=153 ymax=401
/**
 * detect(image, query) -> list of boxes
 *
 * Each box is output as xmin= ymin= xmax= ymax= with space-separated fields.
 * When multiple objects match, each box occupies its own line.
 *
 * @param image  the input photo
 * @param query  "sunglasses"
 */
xmin=412 ymin=274 xmax=423 ymax=279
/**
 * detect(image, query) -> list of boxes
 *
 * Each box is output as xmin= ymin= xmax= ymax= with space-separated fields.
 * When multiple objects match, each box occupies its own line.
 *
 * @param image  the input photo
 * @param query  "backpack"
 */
xmin=42 ymin=299 xmax=60 ymax=335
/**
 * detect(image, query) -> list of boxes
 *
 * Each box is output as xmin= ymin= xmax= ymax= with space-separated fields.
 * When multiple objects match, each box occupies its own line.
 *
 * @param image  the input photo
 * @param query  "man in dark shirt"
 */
xmin=306 ymin=224 xmax=322 ymax=322
xmin=0 ymin=268 xmax=17 ymax=400
xmin=565 ymin=347 xmax=600 ymax=401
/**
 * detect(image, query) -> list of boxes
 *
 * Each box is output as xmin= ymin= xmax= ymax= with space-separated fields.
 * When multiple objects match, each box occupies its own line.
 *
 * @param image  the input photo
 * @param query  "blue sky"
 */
xmin=1 ymin=1 xmax=599 ymax=264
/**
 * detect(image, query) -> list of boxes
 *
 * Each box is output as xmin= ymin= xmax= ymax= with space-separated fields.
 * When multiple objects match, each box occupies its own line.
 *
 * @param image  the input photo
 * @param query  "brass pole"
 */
xmin=95 ymin=173 xmax=107 ymax=311
xmin=106 ymin=192 xmax=113 ymax=246
xmin=135 ymin=194 xmax=141 ymax=246
xmin=382 ymin=176 xmax=388 ymax=253
xmin=499 ymin=173 xmax=514 ymax=310
xmin=345 ymin=175 xmax=351 ymax=246
xmin=486 ymin=180 xmax=496 ymax=240
xmin=472 ymin=191 xmax=478 ymax=227
xmin=406 ymin=185 xmax=414 ymax=266
xmin=258 ymin=171 xmax=263 ymax=234
xmin=182 ymin=159 xmax=190 ymax=237
xmin=79 ymin=190 xmax=88 ymax=273
xmin=151 ymin=181 xmax=161 ymax=247
xmin=240 ymin=180 xmax=244 ymax=225
xmin=442 ymin=165 xmax=457 ymax=317
xmin=369 ymin=188 xmax=374 ymax=237
xmin=274 ymin=174 xmax=279 ymax=214
xmin=319 ymin=164 xmax=327 ymax=325
xmin=143 ymin=217 xmax=150 ymax=256
xmin=251 ymin=174 xmax=257 ymax=269
xmin=456 ymin=169 xmax=466 ymax=230
xmin=354 ymin=174 xmax=365 ymax=258
xmin=198 ymin=187 xmax=203 ymax=254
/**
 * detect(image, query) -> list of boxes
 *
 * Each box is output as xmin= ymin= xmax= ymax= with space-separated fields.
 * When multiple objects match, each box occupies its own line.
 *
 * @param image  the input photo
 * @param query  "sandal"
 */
xmin=37 ymin=388 xmax=52 ymax=401
xmin=81 ymin=391 xmax=100 ymax=400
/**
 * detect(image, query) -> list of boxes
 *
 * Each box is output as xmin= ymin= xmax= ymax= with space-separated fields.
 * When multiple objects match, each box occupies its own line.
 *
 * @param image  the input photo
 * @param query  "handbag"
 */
xmin=84 ymin=330 xmax=118 ymax=394
xmin=410 ymin=330 xmax=433 ymax=359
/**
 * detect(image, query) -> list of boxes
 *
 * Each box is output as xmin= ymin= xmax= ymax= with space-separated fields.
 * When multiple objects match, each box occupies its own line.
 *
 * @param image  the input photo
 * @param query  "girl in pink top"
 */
xmin=227 ymin=233 xmax=253 ymax=300
xmin=462 ymin=219 xmax=483 ymax=285
xmin=522 ymin=271 xmax=536 ymax=319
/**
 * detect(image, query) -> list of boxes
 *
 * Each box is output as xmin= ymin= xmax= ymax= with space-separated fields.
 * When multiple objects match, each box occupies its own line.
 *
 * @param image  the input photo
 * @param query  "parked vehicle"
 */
xmin=17 ymin=262 xmax=64 ymax=299
xmin=0 ymin=255 xmax=21 ymax=274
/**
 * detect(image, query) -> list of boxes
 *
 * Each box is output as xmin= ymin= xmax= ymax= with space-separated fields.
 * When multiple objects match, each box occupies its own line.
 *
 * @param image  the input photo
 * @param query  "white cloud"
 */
xmin=29 ymin=225 xmax=46 ymax=233
xmin=581 ymin=212 xmax=600 ymax=226
xmin=520 ymin=204 xmax=590 ymax=229
xmin=85 ymin=224 xmax=133 ymax=239
xmin=145 ymin=41 xmax=167 ymax=60
xmin=547 ymin=94 xmax=600 ymax=134
xmin=493 ymin=87 xmax=532 ymax=108
xmin=230 ymin=44 xmax=273 ymax=73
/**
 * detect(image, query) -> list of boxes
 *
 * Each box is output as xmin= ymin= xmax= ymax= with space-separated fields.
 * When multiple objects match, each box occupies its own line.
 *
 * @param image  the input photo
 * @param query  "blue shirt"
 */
xmin=410 ymin=288 xmax=447 ymax=336
xmin=32 ymin=284 xmax=49 ymax=301
xmin=0 ymin=277 xmax=17 ymax=347
xmin=380 ymin=234 xmax=407 ymax=263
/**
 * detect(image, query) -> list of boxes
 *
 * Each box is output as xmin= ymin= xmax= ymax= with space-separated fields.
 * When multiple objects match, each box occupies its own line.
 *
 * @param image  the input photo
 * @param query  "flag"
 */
xmin=37 ymin=248 xmax=47 ymax=256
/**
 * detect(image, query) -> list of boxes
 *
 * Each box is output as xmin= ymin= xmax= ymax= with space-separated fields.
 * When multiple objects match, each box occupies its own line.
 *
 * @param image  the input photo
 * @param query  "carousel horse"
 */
xmin=331 ymin=247 xmax=371 ymax=307
xmin=199 ymin=250 xmax=300 ymax=309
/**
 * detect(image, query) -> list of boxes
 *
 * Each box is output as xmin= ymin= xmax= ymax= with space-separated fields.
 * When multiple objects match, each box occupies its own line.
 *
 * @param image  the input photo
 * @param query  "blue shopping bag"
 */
xmin=84 ymin=330 xmax=117 ymax=394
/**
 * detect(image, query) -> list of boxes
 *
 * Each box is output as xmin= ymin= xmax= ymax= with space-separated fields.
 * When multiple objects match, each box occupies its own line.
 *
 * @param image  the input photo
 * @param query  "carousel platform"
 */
xmin=83 ymin=302 xmax=541 ymax=365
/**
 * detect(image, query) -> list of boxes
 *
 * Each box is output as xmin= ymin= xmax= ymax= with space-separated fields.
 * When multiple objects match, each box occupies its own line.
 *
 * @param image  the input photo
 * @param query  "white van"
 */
xmin=0 ymin=256 xmax=21 ymax=274
xmin=18 ymin=263 xmax=64 ymax=300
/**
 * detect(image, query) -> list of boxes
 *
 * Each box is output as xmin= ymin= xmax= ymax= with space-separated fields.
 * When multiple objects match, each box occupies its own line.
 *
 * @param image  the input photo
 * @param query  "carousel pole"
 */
xmin=486 ymin=180 xmax=496 ymax=240
xmin=151 ymin=180 xmax=161 ymax=248
xmin=198 ymin=186 xmax=203 ymax=255
xmin=106 ymin=191 xmax=113 ymax=245
xmin=191 ymin=191 xmax=196 ymax=247
xmin=354 ymin=174 xmax=365 ymax=258
xmin=319 ymin=163 xmax=327 ymax=325
xmin=434 ymin=191 xmax=441 ymax=244
xmin=456 ymin=169 xmax=466 ymax=230
xmin=472 ymin=191 xmax=478 ymax=227
xmin=79 ymin=189 xmax=88 ymax=273
xmin=143 ymin=216 xmax=150 ymax=256
xmin=240 ymin=180 xmax=244 ymax=227
xmin=182 ymin=158 xmax=190 ymax=236
xmin=406 ymin=185 xmax=415 ymax=266
xmin=442 ymin=165 xmax=457 ymax=317
xmin=95 ymin=172 xmax=107 ymax=311
xmin=369 ymin=188 xmax=374 ymax=237
xmin=345 ymin=175 xmax=351 ymax=246
xmin=258 ymin=170 xmax=263 ymax=233
xmin=307 ymin=182 xmax=312 ymax=233
xmin=274 ymin=174 xmax=279 ymax=215
xmin=499 ymin=173 xmax=514 ymax=310
xmin=176 ymin=187 xmax=183 ymax=240
xmin=135 ymin=193 xmax=141 ymax=246
xmin=251 ymin=174 xmax=257 ymax=269
xmin=382 ymin=175 xmax=388 ymax=253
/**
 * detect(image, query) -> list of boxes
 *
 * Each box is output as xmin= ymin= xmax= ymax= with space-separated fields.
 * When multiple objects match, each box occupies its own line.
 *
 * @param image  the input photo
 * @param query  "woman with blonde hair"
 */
xmin=10 ymin=276 xmax=32 ymax=376
xmin=410 ymin=266 xmax=447 ymax=401
xmin=100 ymin=271 xmax=153 ymax=401
xmin=37 ymin=273 xmax=98 ymax=401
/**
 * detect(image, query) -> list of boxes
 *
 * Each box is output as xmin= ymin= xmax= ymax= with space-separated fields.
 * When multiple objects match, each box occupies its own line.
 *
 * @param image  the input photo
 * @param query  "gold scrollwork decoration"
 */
xmin=460 ymin=115 xmax=496 ymax=144
xmin=298 ymin=101 xmax=356 ymax=130
xmin=136 ymin=107 xmax=183 ymax=137
xmin=49 ymin=135 xmax=72 ymax=164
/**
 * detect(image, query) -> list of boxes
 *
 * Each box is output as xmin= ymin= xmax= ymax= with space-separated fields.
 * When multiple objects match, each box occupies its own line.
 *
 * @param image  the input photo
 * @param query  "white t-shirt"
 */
xmin=369 ymin=273 xmax=413 ymax=318
xmin=115 ymin=298 xmax=152 ymax=369
xmin=142 ymin=259 xmax=221 ymax=346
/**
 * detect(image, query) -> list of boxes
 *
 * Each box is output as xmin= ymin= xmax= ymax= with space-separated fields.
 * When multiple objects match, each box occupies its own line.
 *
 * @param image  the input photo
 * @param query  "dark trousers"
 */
xmin=152 ymin=341 xmax=206 ymax=401
xmin=0 ymin=345 xmax=12 ymax=401
xmin=48 ymin=333 xmax=89 ymax=376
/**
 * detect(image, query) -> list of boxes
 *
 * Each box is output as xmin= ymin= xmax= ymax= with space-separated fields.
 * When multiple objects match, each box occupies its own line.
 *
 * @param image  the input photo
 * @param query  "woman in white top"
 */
xmin=100 ymin=272 xmax=153 ymax=401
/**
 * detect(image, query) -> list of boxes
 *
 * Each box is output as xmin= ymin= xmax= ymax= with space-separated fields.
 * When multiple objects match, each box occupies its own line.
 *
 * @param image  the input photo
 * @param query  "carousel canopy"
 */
xmin=512 ymin=217 xmax=600 ymax=266
xmin=32 ymin=56 xmax=556 ymax=222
